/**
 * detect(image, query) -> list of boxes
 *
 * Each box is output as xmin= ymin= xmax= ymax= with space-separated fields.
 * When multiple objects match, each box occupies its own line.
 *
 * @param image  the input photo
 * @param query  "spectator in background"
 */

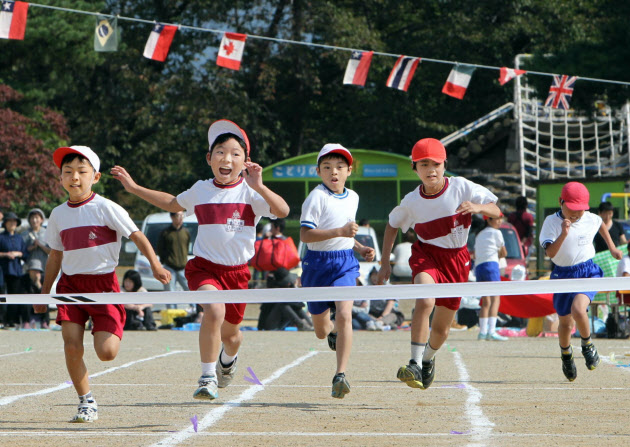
xmin=358 ymin=218 xmax=370 ymax=228
xmin=157 ymin=211 xmax=190 ymax=308
xmin=258 ymin=268 xmax=313 ymax=331
xmin=391 ymin=229 xmax=416 ymax=281
xmin=366 ymin=268 xmax=405 ymax=329
xmin=22 ymin=208 xmax=50 ymax=274
xmin=20 ymin=259 xmax=48 ymax=329
xmin=122 ymin=269 xmax=156 ymax=331
xmin=593 ymin=201 xmax=627 ymax=253
xmin=508 ymin=196 xmax=534 ymax=255
xmin=0 ymin=212 xmax=28 ymax=328
xmin=271 ymin=218 xmax=287 ymax=240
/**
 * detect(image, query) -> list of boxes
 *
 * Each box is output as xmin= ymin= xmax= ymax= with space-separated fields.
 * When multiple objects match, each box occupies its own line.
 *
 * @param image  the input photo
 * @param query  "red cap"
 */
xmin=483 ymin=212 xmax=503 ymax=220
xmin=411 ymin=138 xmax=446 ymax=163
xmin=560 ymin=182 xmax=590 ymax=211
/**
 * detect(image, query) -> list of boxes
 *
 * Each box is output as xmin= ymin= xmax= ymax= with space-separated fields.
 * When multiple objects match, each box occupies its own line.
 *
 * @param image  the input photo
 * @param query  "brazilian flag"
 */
xmin=94 ymin=15 xmax=118 ymax=52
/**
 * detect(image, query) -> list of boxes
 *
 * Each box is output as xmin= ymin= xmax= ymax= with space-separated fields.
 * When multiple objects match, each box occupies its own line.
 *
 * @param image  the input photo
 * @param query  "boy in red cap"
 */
xmin=36 ymin=145 xmax=170 ymax=423
xmin=539 ymin=181 xmax=622 ymax=381
xmin=112 ymin=120 xmax=289 ymax=401
xmin=377 ymin=138 xmax=501 ymax=390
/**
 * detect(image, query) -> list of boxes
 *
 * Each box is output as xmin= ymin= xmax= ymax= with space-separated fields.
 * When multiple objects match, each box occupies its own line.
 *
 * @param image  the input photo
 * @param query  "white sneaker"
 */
xmin=217 ymin=350 xmax=238 ymax=389
xmin=366 ymin=320 xmax=377 ymax=331
xmin=71 ymin=402 xmax=98 ymax=423
xmin=193 ymin=375 xmax=219 ymax=400
xmin=487 ymin=332 xmax=508 ymax=341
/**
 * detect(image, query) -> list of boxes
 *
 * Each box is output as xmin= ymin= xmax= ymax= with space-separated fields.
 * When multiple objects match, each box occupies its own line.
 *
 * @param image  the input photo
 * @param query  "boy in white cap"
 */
xmin=539 ymin=181 xmax=622 ymax=381
xmin=377 ymin=138 xmax=500 ymax=390
xmin=112 ymin=120 xmax=289 ymax=401
xmin=300 ymin=144 xmax=375 ymax=399
xmin=35 ymin=145 xmax=170 ymax=423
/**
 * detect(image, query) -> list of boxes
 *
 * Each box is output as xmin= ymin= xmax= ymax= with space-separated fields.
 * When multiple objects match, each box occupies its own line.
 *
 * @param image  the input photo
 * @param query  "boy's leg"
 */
xmin=220 ymin=319 xmax=243 ymax=358
xmin=311 ymin=308 xmax=334 ymax=340
xmin=333 ymin=301 xmax=353 ymax=374
xmin=93 ymin=331 xmax=121 ymax=362
xmin=62 ymin=322 xmax=89 ymax=395
xmin=194 ymin=285 xmax=223 ymax=400
xmin=425 ymin=305 xmax=456 ymax=353
xmin=572 ymin=294 xmax=601 ymax=370
xmin=557 ymin=313 xmax=577 ymax=381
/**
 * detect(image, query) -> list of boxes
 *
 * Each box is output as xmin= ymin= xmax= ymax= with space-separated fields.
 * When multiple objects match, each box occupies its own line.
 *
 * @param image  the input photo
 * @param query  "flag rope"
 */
xmin=18 ymin=1 xmax=630 ymax=87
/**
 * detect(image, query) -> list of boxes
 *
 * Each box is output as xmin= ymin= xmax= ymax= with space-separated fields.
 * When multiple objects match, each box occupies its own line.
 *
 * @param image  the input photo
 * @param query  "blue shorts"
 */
xmin=301 ymin=249 xmax=359 ymax=315
xmin=551 ymin=259 xmax=603 ymax=317
xmin=475 ymin=261 xmax=501 ymax=282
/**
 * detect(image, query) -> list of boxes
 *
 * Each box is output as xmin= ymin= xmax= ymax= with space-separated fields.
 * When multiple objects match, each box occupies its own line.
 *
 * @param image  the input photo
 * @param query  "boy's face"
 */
xmin=206 ymin=137 xmax=246 ymax=184
xmin=487 ymin=215 xmax=503 ymax=228
xmin=413 ymin=159 xmax=445 ymax=189
xmin=317 ymin=157 xmax=352 ymax=194
xmin=560 ymin=200 xmax=585 ymax=223
xmin=60 ymin=158 xmax=100 ymax=202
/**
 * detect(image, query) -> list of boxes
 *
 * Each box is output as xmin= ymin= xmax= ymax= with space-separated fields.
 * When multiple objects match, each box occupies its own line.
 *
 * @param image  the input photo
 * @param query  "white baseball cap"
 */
xmin=53 ymin=145 xmax=101 ymax=172
xmin=207 ymin=119 xmax=250 ymax=156
xmin=317 ymin=144 xmax=353 ymax=166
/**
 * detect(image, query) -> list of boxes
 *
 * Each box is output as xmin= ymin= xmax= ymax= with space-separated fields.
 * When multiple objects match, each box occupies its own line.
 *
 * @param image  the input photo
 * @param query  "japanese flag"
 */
xmin=0 ymin=0 xmax=28 ymax=40
xmin=216 ymin=32 xmax=247 ymax=70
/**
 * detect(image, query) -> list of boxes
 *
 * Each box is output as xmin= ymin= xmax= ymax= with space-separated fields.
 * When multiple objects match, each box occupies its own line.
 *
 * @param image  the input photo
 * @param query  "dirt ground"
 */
xmin=1 ymin=328 xmax=630 ymax=447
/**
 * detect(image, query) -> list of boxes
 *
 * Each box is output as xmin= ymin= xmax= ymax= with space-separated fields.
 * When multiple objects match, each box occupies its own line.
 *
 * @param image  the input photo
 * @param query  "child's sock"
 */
xmin=422 ymin=341 xmax=438 ymax=363
xmin=488 ymin=317 xmax=498 ymax=334
xmin=78 ymin=391 xmax=95 ymax=404
xmin=201 ymin=362 xmax=217 ymax=377
xmin=410 ymin=342 xmax=425 ymax=364
xmin=580 ymin=336 xmax=592 ymax=347
xmin=560 ymin=345 xmax=573 ymax=355
xmin=478 ymin=317 xmax=488 ymax=335
xmin=220 ymin=350 xmax=237 ymax=367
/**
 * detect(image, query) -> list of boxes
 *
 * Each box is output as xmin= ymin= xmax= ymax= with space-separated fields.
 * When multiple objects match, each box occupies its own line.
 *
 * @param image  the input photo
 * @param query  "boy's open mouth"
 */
xmin=219 ymin=167 xmax=232 ymax=175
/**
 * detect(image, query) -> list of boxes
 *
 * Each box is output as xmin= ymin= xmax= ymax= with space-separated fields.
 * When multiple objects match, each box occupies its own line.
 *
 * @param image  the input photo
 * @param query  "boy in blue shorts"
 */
xmin=300 ymin=144 xmax=375 ymax=399
xmin=539 ymin=181 xmax=622 ymax=381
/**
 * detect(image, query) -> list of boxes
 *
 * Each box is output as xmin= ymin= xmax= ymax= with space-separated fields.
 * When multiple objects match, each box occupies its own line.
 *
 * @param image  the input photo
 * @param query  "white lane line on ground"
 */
xmin=0 ymin=351 xmax=32 ymax=358
xmin=602 ymin=355 xmax=630 ymax=373
xmin=0 ymin=350 xmax=189 ymax=406
xmin=151 ymin=350 xmax=319 ymax=447
xmin=452 ymin=351 xmax=494 ymax=446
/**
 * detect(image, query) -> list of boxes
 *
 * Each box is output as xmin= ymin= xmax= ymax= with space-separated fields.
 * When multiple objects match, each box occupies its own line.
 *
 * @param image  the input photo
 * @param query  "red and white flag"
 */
xmin=143 ymin=23 xmax=177 ymax=62
xmin=386 ymin=56 xmax=420 ymax=92
xmin=442 ymin=64 xmax=476 ymax=99
xmin=0 ymin=0 xmax=28 ymax=40
xmin=499 ymin=67 xmax=526 ymax=85
xmin=216 ymin=32 xmax=247 ymax=70
xmin=343 ymin=50 xmax=373 ymax=86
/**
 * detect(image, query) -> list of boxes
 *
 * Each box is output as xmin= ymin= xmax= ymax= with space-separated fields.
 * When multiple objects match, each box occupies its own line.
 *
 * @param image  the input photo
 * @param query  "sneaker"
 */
xmin=365 ymin=320 xmax=377 ymax=331
xmin=71 ymin=402 xmax=98 ymax=423
xmin=193 ymin=375 xmax=219 ymax=400
xmin=477 ymin=333 xmax=488 ymax=341
xmin=217 ymin=350 xmax=238 ymax=388
xmin=487 ymin=332 xmax=508 ymax=341
xmin=331 ymin=373 xmax=350 ymax=399
xmin=422 ymin=357 xmax=436 ymax=389
xmin=327 ymin=331 xmax=337 ymax=351
xmin=396 ymin=359 xmax=424 ymax=389
xmin=561 ymin=352 xmax=577 ymax=382
xmin=582 ymin=343 xmax=601 ymax=370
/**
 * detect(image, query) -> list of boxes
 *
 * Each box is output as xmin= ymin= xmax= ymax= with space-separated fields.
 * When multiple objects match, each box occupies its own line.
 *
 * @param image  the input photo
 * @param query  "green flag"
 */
xmin=94 ymin=16 xmax=118 ymax=52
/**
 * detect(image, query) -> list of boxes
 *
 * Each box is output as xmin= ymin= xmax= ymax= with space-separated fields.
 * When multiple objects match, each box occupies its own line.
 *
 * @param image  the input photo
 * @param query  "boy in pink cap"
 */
xmin=112 ymin=120 xmax=289 ymax=401
xmin=539 ymin=181 xmax=622 ymax=381
xmin=377 ymin=138 xmax=501 ymax=390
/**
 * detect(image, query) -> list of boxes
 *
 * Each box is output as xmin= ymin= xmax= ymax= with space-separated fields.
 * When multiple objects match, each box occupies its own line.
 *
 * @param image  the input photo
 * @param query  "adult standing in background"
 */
xmin=508 ymin=196 xmax=534 ymax=254
xmin=22 ymin=208 xmax=50 ymax=273
xmin=593 ymin=201 xmax=627 ymax=253
xmin=0 ymin=212 xmax=28 ymax=327
xmin=157 ymin=211 xmax=190 ymax=305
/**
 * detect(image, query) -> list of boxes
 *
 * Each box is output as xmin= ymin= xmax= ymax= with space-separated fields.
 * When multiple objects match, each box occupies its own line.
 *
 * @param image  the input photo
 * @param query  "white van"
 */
xmin=126 ymin=212 xmax=198 ymax=291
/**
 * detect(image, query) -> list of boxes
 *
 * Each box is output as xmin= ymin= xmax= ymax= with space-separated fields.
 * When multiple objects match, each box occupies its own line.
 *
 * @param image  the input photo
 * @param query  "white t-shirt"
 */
xmin=300 ymin=184 xmax=359 ymax=252
xmin=177 ymin=178 xmax=275 ymax=266
xmin=392 ymin=241 xmax=413 ymax=277
xmin=617 ymin=256 xmax=630 ymax=277
xmin=539 ymin=211 xmax=602 ymax=267
xmin=388 ymin=177 xmax=498 ymax=249
xmin=46 ymin=193 xmax=138 ymax=275
xmin=474 ymin=226 xmax=505 ymax=265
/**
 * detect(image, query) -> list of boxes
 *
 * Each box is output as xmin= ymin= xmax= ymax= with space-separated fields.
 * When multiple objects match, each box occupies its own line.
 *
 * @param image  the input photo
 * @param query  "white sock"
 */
xmin=201 ymin=362 xmax=217 ymax=377
xmin=78 ymin=391 xmax=95 ymax=404
xmin=220 ymin=350 xmax=237 ymax=366
xmin=488 ymin=317 xmax=498 ymax=334
xmin=479 ymin=317 xmax=489 ymax=335
xmin=411 ymin=342 xmax=425 ymax=364
xmin=422 ymin=341 xmax=438 ymax=363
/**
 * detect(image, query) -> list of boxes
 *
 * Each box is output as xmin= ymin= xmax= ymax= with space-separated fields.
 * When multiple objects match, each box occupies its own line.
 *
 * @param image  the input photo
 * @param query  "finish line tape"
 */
xmin=2 ymin=277 xmax=630 ymax=305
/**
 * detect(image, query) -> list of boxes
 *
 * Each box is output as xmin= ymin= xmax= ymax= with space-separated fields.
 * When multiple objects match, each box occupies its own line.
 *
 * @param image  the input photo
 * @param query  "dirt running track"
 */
xmin=1 ymin=329 xmax=629 ymax=447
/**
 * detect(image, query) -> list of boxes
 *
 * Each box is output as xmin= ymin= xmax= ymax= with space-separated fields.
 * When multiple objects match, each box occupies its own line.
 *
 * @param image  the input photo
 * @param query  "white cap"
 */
xmin=53 ymin=145 xmax=100 ymax=172
xmin=207 ymin=119 xmax=250 ymax=156
xmin=317 ymin=144 xmax=353 ymax=165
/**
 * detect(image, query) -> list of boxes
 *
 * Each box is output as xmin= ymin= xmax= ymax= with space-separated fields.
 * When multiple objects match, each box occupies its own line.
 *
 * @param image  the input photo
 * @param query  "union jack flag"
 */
xmin=544 ymin=75 xmax=577 ymax=110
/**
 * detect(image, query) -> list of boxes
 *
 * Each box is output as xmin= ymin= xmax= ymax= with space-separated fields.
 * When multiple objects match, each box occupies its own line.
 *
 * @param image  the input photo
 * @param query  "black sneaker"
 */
xmin=582 ymin=343 xmax=601 ymax=370
xmin=331 ymin=373 xmax=350 ymax=399
xmin=396 ymin=359 xmax=424 ymax=389
xmin=327 ymin=331 xmax=337 ymax=351
xmin=561 ymin=352 xmax=577 ymax=382
xmin=421 ymin=357 xmax=436 ymax=389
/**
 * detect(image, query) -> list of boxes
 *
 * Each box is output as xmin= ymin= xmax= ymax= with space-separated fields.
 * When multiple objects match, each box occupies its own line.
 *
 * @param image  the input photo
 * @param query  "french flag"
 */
xmin=0 ymin=0 xmax=28 ymax=40
xmin=442 ymin=64 xmax=476 ymax=99
xmin=499 ymin=67 xmax=526 ymax=86
xmin=343 ymin=50 xmax=373 ymax=87
xmin=386 ymin=56 xmax=420 ymax=92
xmin=143 ymin=23 xmax=177 ymax=62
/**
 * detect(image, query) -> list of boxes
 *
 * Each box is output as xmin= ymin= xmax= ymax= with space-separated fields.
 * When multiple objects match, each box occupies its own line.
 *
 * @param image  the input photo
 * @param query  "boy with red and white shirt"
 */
xmin=377 ymin=138 xmax=500 ymax=390
xmin=36 ymin=145 xmax=170 ymax=423
xmin=112 ymin=120 xmax=289 ymax=401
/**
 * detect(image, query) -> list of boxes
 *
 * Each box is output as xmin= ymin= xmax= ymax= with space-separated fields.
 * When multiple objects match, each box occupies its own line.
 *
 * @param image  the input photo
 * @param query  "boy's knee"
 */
xmin=96 ymin=347 xmax=118 ymax=362
xmin=64 ymin=341 xmax=84 ymax=359
xmin=314 ymin=328 xmax=328 ymax=339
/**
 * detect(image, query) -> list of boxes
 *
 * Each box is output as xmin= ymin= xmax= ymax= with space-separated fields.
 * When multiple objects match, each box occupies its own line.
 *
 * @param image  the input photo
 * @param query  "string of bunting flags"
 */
xmin=2 ymin=0 xmax=629 ymax=109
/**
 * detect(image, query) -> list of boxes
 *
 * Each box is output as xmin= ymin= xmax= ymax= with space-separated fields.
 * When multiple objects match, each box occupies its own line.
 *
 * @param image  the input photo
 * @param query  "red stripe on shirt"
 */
xmin=60 ymin=225 xmax=118 ymax=251
xmin=414 ymin=213 xmax=471 ymax=241
xmin=194 ymin=203 xmax=256 ymax=226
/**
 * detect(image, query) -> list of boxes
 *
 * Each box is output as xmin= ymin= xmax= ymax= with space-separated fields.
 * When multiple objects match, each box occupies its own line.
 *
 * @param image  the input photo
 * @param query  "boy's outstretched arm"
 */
xmin=457 ymin=201 xmax=501 ymax=218
xmin=111 ymin=166 xmax=184 ymax=213
xmin=300 ymin=221 xmax=358 ymax=243
xmin=599 ymin=223 xmax=623 ymax=260
xmin=35 ymin=249 xmax=63 ymax=313
xmin=376 ymin=223 xmax=398 ymax=285
xmin=129 ymin=231 xmax=171 ymax=285
xmin=243 ymin=161 xmax=289 ymax=217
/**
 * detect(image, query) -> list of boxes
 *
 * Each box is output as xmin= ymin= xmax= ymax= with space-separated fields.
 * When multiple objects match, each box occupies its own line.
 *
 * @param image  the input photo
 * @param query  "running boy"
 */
xmin=35 ymin=145 xmax=170 ymax=423
xmin=112 ymin=120 xmax=289 ymax=400
xmin=300 ymin=144 xmax=375 ymax=399
xmin=539 ymin=181 xmax=622 ymax=381
xmin=377 ymin=138 xmax=500 ymax=390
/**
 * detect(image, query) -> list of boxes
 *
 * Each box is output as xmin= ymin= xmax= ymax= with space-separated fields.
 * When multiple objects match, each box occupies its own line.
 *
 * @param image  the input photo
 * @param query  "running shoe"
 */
xmin=193 ymin=375 xmax=219 ymax=400
xmin=421 ymin=357 xmax=436 ymax=389
xmin=71 ymin=402 xmax=98 ymax=423
xmin=477 ymin=333 xmax=488 ymax=341
xmin=487 ymin=332 xmax=508 ymax=341
xmin=561 ymin=352 xmax=577 ymax=382
xmin=327 ymin=331 xmax=337 ymax=351
xmin=396 ymin=359 xmax=424 ymax=389
xmin=331 ymin=372 xmax=350 ymax=399
xmin=217 ymin=349 xmax=238 ymax=388
xmin=582 ymin=343 xmax=601 ymax=370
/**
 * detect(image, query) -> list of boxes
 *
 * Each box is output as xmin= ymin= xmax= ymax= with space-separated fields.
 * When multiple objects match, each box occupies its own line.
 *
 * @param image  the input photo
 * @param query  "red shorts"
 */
xmin=55 ymin=272 xmax=126 ymax=339
xmin=185 ymin=256 xmax=250 ymax=325
xmin=409 ymin=241 xmax=471 ymax=311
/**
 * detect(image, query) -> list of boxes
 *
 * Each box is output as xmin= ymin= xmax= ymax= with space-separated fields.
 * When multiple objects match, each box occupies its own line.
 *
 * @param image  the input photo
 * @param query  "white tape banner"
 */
xmin=2 ymin=277 xmax=630 ymax=305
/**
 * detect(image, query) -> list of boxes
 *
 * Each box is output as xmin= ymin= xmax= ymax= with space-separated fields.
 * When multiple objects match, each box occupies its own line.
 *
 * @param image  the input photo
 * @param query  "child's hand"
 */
xmin=361 ymin=246 xmax=375 ymax=262
xmin=376 ymin=264 xmax=391 ymax=285
xmin=33 ymin=304 xmax=47 ymax=314
xmin=561 ymin=219 xmax=572 ymax=236
xmin=154 ymin=266 xmax=171 ymax=285
xmin=243 ymin=162 xmax=263 ymax=189
xmin=340 ymin=221 xmax=359 ymax=238
xmin=611 ymin=247 xmax=623 ymax=260
xmin=111 ymin=166 xmax=138 ymax=192
xmin=456 ymin=201 xmax=481 ymax=215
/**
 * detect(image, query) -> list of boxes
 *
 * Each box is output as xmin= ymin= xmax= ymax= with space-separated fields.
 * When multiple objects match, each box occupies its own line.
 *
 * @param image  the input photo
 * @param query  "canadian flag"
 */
xmin=498 ymin=67 xmax=526 ymax=85
xmin=143 ymin=23 xmax=177 ymax=62
xmin=0 ymin=0 xmax=28 ymax=40
xmin=216 ymin=32 xmax=247 ymax=70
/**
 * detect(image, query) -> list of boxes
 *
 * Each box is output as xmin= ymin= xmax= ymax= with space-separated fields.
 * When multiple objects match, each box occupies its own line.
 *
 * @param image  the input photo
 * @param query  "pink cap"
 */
xmin=561 ymin=182 xmax=590 ymax=211
xmin=208 ymin=119 xmax=250 ymax=156
xmin=411 ymin=138 xmax=446 ymax=163
xmin=53 ymin=146 xmax=100 ymax=172
xmin=317 ymin=144 xmax=353 ymax=166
